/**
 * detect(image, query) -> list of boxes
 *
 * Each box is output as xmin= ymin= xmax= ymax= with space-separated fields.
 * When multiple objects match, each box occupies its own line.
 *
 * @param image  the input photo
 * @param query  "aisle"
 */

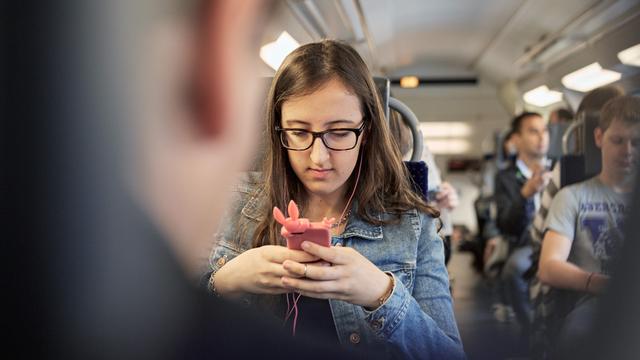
xmin=448 ymin=249 xmax=529 ymax=360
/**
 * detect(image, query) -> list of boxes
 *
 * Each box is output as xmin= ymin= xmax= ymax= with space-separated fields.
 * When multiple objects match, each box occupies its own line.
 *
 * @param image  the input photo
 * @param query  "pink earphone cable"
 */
xmin=283 ymin=292 xmax=302 ymax=335
xmin=283 ymin=151 xmax=364 ymax=336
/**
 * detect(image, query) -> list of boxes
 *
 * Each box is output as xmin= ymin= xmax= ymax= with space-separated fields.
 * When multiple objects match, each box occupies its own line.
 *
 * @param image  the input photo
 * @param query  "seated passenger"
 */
xmin=494 ymin=112 xmax=551 ymax=336
xmin=538 ymin=96 xmax=640 ymax=346
xmin=205 ymin=40 xmax=465 ymax=359
xmin=528 ymin=85 xmax=624 ymax=358
xmin=547 ymin=107 xmax=574 ymax=160
xmin=388 ymin=111 xmax=460 ymax=264
xmin=482 ymin=129 xmax=518 ymax=322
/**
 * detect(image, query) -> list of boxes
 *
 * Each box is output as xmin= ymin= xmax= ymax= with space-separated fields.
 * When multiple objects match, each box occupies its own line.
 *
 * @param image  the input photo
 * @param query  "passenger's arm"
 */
xmin=280 ymin=215 xmax=465 ymax=358
xmin=207 ymin=182 xmax=318 ymax=298
xmin=435 ymin=181 xmax=459 ymax=210
xmin=538 ymin=230 xmax=608 ymax=294
xmin=520 ymin=168 xmax=552 ymax=199
xmin=364 ymin=215 xmax=465 ymax=359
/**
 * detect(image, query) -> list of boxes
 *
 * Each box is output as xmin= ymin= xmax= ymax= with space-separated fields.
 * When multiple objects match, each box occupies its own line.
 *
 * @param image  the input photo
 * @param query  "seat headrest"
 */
xmin=373 ymin=77 xmax=390 ymax=121
xmin=581 ymin=112 xmax=602 ymax=178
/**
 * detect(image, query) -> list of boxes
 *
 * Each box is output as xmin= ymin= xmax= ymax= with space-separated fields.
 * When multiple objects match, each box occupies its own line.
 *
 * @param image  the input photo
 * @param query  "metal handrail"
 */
xmin=389 ymin=97 xmax=423 ymax=161
xmin=562 ymin=116 xmax=583 ymax=155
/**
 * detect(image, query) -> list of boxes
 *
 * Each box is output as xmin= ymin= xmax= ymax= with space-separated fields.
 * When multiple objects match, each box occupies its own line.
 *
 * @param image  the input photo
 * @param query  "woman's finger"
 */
xmin=281 ymin=277 xmax=343 ymax=294
xmin=263 ymin=246 xmax=319 ymax=263
xmin=273 ymin=262 xmax=304 ymax=279
xmin=300 ymin=242 xmax=348 ymax=264
xmin=282 ymin=260 xmax=342 ymax=280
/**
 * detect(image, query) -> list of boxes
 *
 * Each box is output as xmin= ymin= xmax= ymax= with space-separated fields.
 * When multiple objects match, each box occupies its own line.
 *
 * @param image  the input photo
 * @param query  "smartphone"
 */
xmin=274 ymin=200 xmax=332 ymax=250
xmin=285 ymin=226 xmax=331 ymax=250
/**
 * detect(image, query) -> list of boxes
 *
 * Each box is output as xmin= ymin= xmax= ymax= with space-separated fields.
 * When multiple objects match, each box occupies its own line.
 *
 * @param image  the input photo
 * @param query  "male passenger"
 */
xmin=548 ymin=108 xmax=574 ymax=125
xmin=11 ymin=0 xmax=378 ymax=358
xmin=528 ymin=85 xmax=624 ymax=358
xmin=495 ymin=112 xmax=550 ymax=336
xmin=547 ymin=107 xmax=574 ymax=160
xmin=124 ymin=1 xmax=382 ymax=358
xmin=538 ymin=96 xmax=639 ymax=344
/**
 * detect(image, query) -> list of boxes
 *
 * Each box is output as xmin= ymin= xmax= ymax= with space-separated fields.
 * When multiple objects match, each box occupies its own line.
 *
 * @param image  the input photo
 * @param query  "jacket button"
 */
xmin=349 ymin=333 xmax=360 ymax=344
xmin=216 ymin=256 xmax=227 ymax=267
xmin=371 ymin=317 xmax=384 ymax=330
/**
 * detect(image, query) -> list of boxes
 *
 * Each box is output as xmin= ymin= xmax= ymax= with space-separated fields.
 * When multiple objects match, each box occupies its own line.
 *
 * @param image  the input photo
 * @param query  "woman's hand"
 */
xmin=214 ymin=245 xmax=319 ymax=297
xmin=435 ymin=181 xmax=459 ymax=210
xmin=281 ymin=241 xmax=393 ymax=309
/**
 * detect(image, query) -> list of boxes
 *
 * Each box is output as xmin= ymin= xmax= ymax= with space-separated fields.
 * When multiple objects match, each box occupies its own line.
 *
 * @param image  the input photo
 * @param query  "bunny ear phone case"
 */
xmin=273 ymin=200 xmax=332 ymax=249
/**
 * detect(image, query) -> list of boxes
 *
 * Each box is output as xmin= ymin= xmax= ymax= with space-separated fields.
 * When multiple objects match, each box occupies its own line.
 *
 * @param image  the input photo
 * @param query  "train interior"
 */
xmin=8 ymin=1 xmax=640 ymax=359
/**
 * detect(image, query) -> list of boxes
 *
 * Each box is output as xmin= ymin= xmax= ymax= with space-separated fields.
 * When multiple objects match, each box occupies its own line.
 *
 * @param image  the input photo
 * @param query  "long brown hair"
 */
xmin=251 ymin=40 xmax=438 ymax=247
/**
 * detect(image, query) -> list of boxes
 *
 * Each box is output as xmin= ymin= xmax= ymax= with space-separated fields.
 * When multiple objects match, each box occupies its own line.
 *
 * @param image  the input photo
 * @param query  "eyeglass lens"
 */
xmin=281 ymin=129 xmax=357 ymax=150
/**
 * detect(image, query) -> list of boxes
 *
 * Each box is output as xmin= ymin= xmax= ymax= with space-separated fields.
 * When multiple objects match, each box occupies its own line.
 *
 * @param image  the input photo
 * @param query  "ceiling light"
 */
xmin=523 ymin=85 xmax=563 ymax=107
xmin=561 ymin=62 xmax=622 ymax=92
xmin=419 ymin=122 xmax=471 ymax=138
xmin=425 ymin=139 xmax=471 ymax=155
xmin=260 ymin=31 xmax=300 ymax=71
xmin=618 ymin=43 xmax=640 ymax=67
xmin=400 ymin=76 xmax=419 ymax=88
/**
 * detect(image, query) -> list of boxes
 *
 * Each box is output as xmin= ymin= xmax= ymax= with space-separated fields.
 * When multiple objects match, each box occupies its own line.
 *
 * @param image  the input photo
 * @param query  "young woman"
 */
xmin=206 ymin=40 xmax=464 ymax=359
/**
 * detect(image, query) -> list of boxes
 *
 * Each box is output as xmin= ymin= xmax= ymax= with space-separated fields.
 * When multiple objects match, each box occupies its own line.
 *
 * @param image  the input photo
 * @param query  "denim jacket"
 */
xmin=207 ymin=173 xmax=465 ymax=359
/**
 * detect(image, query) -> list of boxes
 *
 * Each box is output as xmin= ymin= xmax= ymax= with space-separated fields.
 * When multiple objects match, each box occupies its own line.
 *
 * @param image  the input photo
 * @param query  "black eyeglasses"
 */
xmin=275 ymin=122 xmax=366 ymax=151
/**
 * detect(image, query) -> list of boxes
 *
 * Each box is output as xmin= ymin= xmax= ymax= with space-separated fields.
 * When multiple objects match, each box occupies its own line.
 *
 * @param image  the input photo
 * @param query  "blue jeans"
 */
xmin=559 ymin=297 xmax=597 ymax=343
xmin=501 ymin=245 xmax=533 ymax=333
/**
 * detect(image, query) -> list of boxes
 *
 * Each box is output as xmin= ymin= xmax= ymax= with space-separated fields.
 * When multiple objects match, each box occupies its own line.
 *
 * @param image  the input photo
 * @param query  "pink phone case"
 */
xmin=273 ymin=200 xmax=332 ymax=250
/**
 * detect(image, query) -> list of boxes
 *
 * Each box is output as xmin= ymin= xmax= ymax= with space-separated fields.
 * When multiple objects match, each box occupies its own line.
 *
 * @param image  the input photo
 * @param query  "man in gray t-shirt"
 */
xmin=538 ymin=96 xmax=639 ymax=348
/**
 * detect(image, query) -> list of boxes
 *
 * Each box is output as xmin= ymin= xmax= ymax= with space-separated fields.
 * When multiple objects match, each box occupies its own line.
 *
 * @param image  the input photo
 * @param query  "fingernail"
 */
xmin=301 ymin=241 xmax=310 ymax=249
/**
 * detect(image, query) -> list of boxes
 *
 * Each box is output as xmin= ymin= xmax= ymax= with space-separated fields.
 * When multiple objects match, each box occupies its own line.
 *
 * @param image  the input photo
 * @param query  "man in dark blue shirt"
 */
xmin=494 ymin=112 xmax=550 ymax=338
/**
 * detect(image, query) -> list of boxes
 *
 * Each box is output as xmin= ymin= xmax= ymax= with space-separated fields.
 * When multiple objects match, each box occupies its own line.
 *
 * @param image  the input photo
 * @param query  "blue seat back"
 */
xmin=404 ymin=160 xmax=429 ymax=200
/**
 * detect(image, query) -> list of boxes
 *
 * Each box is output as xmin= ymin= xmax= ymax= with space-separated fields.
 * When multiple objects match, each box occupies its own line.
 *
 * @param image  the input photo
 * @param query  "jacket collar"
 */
xmin=515 ymin=159 xmax=533 ymax=179
xmin=240 ymin=189 xmax=265 ymax=221
xmin=338 ymin=203 xmax=384 ymax=240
